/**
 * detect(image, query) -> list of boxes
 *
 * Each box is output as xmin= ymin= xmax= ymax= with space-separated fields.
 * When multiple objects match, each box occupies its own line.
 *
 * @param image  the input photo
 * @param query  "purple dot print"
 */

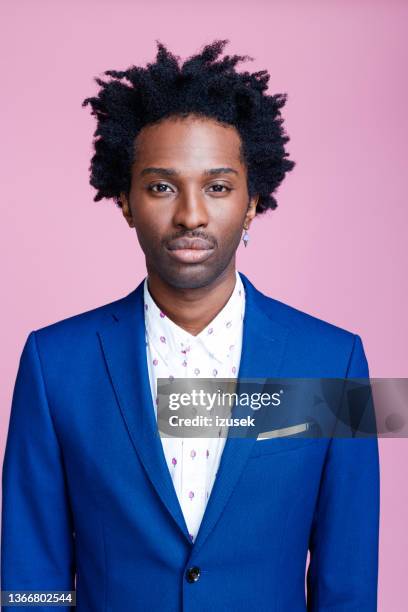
xmin=182 ymin=360 xmax=187 ymax=367
xmin=172 ymin=457 xmax=177 ymax=466
xmin=194 ymin=368 xmax=200 ymax=375
xmin=206 ymin=449 xmax=209 ymax=458
xmin=145 ymin=304 xmax=148 ymax=311
xmin=226 ymin=321 xmax=232 ymax=328
xmin=160 ymin=336 xmax=166 ymax=343
xmin=213 ymin=368 xmax=218 ymax=377
xmin=152 ymin=358 xmax=158 ymax=366
xmin=160 ymin=311 xmax=165 ymax=318
xmin=190 ymin=449 xmax=196 ymax=458
xmin=188 ymin=491 xmax=195 ymax=500
xmin=232 ymin=366 xmax=236 ymax=374
xmin=207 ymin=327 xmax=213 ymax=335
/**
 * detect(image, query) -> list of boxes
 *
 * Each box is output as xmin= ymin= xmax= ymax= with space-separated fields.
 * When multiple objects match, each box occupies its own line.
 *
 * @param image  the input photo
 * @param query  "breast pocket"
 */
xmin=250 ymin=422 xmax=321 ymax=457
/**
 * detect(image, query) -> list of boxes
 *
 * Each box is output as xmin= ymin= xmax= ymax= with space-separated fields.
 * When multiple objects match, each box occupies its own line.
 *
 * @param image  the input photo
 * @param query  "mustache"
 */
xmin=164 ymin=230 xmax=217 ymax=248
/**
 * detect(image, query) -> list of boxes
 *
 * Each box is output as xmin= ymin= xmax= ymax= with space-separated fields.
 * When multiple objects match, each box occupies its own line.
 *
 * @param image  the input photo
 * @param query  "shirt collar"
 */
xmin=143 ymin=270 xmax=245 ymax=366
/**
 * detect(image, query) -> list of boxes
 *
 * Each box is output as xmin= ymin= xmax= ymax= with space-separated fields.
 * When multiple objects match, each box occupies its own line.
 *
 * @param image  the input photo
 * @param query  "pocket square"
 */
xmin=256 ymin=422 xmax=311 ymax=440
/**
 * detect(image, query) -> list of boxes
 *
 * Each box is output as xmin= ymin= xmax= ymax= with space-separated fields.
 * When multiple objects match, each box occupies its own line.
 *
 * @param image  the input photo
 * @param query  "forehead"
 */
xmin=132 ymin=115 xmax=244 ymax=169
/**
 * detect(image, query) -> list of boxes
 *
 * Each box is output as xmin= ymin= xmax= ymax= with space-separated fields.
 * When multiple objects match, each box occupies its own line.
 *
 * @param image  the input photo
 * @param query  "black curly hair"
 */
xmin=82 ymin=39 xmax=296 ymax=215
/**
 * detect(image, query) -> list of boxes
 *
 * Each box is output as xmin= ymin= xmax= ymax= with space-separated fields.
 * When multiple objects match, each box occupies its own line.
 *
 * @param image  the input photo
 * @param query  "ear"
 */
xmin=119 ymin=192 xmax=135 ymax=228
xmin=244 ymin=194 xmax=259 ymax=230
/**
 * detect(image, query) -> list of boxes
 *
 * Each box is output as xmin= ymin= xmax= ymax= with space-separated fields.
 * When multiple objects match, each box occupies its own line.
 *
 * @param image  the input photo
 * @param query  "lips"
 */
xmin=167 ymin=237 xmax=214 ymax=251
xmin=166 ymin=236 xmax=215 ymax=264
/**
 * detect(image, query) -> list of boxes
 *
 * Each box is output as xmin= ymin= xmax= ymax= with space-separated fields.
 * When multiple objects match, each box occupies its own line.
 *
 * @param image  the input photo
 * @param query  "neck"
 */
xmin=146 ymin=262 xmax=237 ymax=336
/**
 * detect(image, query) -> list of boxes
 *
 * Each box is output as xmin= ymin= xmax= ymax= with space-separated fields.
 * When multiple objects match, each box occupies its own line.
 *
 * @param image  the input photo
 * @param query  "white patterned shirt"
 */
xmin=144 ymin=270 xmax=245 ymax=543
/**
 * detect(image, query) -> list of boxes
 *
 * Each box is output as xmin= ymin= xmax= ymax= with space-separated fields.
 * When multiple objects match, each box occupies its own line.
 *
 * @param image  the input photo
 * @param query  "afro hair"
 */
xmin=82 ymin=39 xmax=296 ymax=215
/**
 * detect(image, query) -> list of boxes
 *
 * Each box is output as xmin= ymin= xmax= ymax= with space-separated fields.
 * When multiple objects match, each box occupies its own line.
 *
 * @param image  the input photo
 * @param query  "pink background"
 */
xmin=1 ymin=0 xmax=407 ymax=607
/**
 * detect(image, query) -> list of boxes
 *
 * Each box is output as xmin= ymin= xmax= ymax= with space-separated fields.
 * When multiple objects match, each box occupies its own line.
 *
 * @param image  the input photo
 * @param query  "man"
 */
xmin=2 ymin=41 xmax=379 ymax=611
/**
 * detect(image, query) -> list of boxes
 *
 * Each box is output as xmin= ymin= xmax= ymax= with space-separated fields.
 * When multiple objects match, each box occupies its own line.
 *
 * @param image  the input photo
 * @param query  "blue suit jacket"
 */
xmin=1 ymin=272 xmax=379 ymax=611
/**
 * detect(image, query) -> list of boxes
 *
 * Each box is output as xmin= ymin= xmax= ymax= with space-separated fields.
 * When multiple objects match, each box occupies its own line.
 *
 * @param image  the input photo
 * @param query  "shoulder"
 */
xmin=261 ymin=290 xmax=356 ymax=342
xmin=30 ymin=285 xmax=140 ymax=351
xmin=243 ymin=271 xmax=358 ymax=343
xmin=241 ymin=274 xmax=366 ymax=375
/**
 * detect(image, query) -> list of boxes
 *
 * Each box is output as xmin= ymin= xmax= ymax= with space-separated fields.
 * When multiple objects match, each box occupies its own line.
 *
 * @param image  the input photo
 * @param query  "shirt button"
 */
xmin=185 ymin=566 xmax=201 ymax=583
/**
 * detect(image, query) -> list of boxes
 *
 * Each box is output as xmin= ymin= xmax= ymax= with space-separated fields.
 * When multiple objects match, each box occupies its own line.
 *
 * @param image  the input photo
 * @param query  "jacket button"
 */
xmin=186 ymin=566 xmax=201 ymax=583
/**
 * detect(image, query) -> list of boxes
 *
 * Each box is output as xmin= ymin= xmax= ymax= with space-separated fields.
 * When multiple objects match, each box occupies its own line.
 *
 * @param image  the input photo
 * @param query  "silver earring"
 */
xmin=242 ymin=228 xmax=250 ymax=247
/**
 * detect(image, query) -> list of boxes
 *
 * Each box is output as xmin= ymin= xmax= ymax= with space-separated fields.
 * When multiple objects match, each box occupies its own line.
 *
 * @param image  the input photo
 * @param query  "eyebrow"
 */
xmin=139 ymin=166 xmax=239 ymax=177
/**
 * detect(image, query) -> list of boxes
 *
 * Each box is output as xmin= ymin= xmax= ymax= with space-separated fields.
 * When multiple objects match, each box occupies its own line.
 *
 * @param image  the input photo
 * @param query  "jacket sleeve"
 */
xmin=1 ymin=331 xmax=75 ymax=610
xmin=306 ymin=334 xmax=380 ymax=611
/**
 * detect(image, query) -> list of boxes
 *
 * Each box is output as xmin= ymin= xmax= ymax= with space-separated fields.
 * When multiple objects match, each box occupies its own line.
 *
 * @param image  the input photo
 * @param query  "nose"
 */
xmin=172 ymin=186 xmax=209 ymax=230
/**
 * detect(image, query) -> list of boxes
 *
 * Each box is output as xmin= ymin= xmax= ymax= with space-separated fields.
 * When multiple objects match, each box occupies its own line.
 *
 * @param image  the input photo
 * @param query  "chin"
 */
xmin=161 ymin=262 xmax=226 ymax=290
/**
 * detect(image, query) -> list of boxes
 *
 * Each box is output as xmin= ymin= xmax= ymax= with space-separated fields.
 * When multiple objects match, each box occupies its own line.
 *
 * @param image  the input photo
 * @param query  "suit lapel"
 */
xmin=192 ymin=273 xmax=289 ymax=553
xmin=97 ymin=280 xmax=191 ymax=542
xmin=97 ymin=272 xmax=290 ymax=550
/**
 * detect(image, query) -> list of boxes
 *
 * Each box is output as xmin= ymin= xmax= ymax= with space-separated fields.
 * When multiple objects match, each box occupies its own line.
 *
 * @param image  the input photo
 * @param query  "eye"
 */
xmin=207 ymin=183 xmax=233 ymax=194
xmin=148 ymin=182 xmax=174 ymax=194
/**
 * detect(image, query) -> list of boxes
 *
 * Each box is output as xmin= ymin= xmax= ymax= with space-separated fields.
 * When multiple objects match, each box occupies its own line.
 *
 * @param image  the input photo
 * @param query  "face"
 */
xmin=120 ymin=114 xmax=258 ymax=289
